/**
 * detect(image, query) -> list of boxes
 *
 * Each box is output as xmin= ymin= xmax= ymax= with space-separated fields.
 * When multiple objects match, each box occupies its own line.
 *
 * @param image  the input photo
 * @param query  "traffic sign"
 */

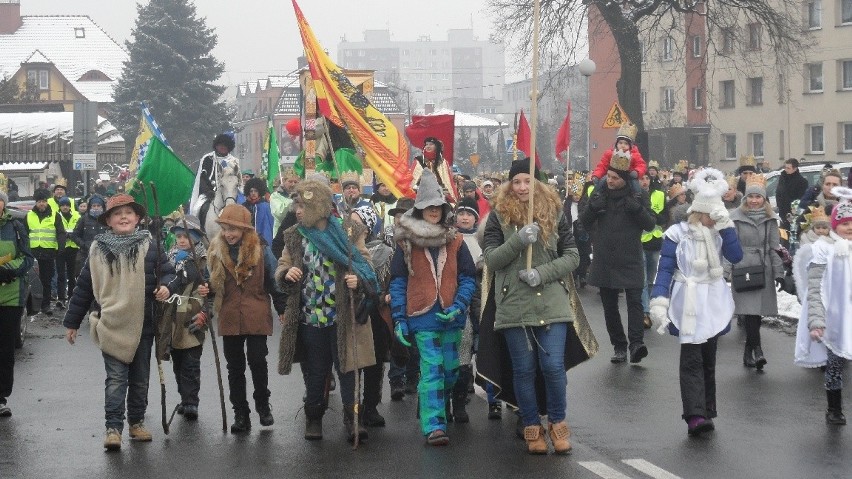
xmin=505 ymin=139 xmax=514 ymax=153
xmin=602 ymin=101 xmax=629 ymax=129
xmin=73 ymin=153 xmax=97 ymax=171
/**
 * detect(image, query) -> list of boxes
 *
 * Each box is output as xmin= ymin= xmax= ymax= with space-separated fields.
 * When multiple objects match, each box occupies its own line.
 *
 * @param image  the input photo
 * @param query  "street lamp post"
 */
xmin=578 ymin=58 xmax=597 ymax=172
xmin=495 ymin=114 xmax=505 ymax=172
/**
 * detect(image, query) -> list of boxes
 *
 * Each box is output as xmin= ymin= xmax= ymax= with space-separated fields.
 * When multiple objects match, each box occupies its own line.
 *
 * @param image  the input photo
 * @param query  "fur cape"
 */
xmin=207 ymin=229 xmax=261 ymax=316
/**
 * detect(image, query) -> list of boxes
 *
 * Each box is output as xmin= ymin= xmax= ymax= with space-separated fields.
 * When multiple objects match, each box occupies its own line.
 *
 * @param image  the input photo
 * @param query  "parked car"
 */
xmin=765 ymin=162 xmax=852 ymax=209
xmin=6 ymin=200 xmax=44 ymax=348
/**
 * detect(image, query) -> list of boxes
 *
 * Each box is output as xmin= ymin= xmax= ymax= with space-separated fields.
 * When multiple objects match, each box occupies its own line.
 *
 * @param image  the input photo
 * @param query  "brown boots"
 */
xmin=523 ymin=425 xmax=548 ymax=454
xmin=523 ymin=421 xmax=572 ymax=455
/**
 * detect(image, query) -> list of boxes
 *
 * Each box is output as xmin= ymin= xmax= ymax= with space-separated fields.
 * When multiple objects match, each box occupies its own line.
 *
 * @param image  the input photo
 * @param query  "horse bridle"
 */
xmin=210 ymin=159 xmax=239 ymax=215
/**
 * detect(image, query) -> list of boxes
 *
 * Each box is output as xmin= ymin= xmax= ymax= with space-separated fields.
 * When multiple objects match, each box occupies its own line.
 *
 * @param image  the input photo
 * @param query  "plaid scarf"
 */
xmin=94 ymin=230 xmax=150 ymax=275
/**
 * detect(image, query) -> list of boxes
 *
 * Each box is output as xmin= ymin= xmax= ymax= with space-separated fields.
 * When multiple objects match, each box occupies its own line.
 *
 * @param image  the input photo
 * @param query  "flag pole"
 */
xmin=525 ymin=0 xmax=542 ymax=270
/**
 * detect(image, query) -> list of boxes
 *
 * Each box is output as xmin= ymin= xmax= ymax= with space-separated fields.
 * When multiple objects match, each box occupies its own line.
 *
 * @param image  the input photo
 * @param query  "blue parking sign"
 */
xmin=505 ymin=139 xmax=514 ymax=153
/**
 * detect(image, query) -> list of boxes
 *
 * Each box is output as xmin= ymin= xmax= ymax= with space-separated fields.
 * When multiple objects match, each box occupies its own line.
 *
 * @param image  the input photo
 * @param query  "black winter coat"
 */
xmin=63 ymin=238 xmax=177 ymax=336
xmin=69 ymin=214 xmax=108 ymax=252
xmin=580 ymin=184 xmax=655 ymax=289
xmin=776 ymin=171 xmax=809 ymax=221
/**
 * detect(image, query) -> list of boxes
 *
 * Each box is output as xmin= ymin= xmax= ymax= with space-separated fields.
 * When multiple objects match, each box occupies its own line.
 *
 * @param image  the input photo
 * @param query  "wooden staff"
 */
xmin=526 ymin=0 xmax=542 ymax=270
xmin=346 ymin=224 xmax=361 ymax=449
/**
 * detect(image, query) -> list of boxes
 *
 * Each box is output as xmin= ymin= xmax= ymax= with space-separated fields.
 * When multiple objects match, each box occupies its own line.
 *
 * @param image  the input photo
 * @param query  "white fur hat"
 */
xmin=687 ymin=168 xmax=728 ymax=215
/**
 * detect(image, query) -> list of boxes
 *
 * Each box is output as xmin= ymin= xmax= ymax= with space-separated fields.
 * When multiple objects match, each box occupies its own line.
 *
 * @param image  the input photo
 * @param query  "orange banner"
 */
xmin=292 ymin=0 xmax=415 ymax=198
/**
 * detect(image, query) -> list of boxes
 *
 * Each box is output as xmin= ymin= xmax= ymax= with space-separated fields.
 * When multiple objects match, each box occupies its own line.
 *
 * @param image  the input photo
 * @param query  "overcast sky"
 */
xmin=22 ymin=0 xmax=497 ymax=87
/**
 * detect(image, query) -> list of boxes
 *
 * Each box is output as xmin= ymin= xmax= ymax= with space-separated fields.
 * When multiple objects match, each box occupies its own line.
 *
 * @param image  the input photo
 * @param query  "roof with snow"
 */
xmin=0 ymin=112 xmax=124 ymax=163
xmin=0 ymin=15 xmax=128 ymax=103
xmin=428 ymin=108 xmax=500 ymax=127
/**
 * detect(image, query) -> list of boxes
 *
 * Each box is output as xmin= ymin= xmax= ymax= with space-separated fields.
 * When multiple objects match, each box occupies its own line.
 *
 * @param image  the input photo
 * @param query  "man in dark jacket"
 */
xmin=776 ymin=158 xmax=809 ymax=229
xmin=581 ymin=160 xmax=656 ymax=364
xmin=69 ymin=195 xmax=108 ymax=277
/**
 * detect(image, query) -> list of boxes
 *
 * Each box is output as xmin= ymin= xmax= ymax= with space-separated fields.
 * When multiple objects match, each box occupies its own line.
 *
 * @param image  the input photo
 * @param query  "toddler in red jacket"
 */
xmin=591 ymin=122 xmax=646 ymax=193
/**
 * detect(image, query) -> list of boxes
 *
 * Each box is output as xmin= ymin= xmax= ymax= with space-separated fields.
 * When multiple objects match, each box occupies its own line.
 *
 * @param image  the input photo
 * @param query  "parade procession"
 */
xmin=2 ymin=0 xmax=852 ymax=478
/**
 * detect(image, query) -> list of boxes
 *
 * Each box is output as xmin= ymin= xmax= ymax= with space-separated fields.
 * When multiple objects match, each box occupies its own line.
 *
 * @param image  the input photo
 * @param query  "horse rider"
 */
xmin=190 ymin=133 xmax=242 ymax=227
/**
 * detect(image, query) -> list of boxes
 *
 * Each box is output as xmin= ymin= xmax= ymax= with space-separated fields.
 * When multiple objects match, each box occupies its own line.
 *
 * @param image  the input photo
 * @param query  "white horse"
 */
xmin=190 ymin=155 xmax=241 ymax=240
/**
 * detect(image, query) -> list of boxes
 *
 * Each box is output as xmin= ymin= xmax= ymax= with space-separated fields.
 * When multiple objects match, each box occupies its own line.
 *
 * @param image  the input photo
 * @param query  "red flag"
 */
xmin=515 ymin=110 xmax=542 ymax=169
xmin=555 ymin=102 xmax=571 ymax=159
xmin=405 ymin=114 xmax=455 ymax=166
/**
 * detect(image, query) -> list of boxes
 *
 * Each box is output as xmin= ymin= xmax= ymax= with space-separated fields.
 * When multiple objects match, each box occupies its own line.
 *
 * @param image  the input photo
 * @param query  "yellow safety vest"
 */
xmin=641 ymin=189 xmax=666 ymax=243
xmin=27 ymin=209 xmax=59 ymax=250
xmin=47 ymin=196 xmax=75 ymax=213
xmin=586 ymin=184 xmax=595 ymax=198
xmin=59 ymin=212 xmax=81 ymax=249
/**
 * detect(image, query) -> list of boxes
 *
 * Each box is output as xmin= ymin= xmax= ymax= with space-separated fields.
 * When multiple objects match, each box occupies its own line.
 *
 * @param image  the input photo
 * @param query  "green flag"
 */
xmin=127 ymin=136 xmax=194 ymax=216
xmin=263 ymin=119 xmax=280 ymax=192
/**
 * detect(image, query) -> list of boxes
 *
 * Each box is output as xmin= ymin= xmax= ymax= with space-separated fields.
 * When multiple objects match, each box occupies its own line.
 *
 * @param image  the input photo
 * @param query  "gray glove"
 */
xmin=518 ymin=268 xmax=542 ymax=287
xmin=518 ymin=223 xmax=540 ymax=245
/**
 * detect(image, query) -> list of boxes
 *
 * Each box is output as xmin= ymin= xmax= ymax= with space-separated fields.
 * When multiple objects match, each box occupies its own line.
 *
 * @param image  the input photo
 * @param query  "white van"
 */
xmin=765 ymin=162 xmax=852 ymax=209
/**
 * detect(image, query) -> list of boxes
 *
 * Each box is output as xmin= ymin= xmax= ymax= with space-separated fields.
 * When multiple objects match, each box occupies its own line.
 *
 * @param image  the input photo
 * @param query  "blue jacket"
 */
xmin=652 ymin=226 xmax=743 ymax=299
xmin=243 ymin=200 xmax=274 ymax=246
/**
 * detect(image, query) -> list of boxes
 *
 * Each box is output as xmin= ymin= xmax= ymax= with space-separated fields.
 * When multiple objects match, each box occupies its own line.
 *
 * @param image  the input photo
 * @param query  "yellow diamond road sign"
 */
xmin=602 ymin=101 xmax=629 ymax=129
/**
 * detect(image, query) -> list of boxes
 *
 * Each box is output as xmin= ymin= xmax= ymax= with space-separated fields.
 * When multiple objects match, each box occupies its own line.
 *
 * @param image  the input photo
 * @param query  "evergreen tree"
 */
xmin=0 ymin=75 xmax=19 ymax=104
xmin=111 ymin=0 xmax=230 ymax=163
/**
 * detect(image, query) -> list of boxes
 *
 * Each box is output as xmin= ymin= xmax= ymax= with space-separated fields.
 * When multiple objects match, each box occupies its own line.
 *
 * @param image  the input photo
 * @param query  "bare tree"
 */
xmin=488 ymin=0 xmax=809 ymax=135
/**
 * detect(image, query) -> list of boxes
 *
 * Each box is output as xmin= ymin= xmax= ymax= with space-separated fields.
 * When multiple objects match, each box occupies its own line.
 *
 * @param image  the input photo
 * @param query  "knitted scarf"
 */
xmin=681 ymin=223 xmax=723 ymax=335
xmin=94 ymin=230 xmax=150 ymax=275
xmin=298 ymin=216 xmax=379 ymax=294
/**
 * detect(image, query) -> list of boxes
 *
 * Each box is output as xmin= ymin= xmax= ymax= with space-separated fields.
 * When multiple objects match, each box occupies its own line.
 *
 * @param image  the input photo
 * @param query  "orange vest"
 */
xmin=405 ymin=234 xmax=463 ymax=317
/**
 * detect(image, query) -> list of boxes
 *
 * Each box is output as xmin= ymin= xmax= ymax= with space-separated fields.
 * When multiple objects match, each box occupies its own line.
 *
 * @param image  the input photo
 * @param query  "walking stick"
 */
xmin=525 ymin=0 xmax=543 ymax=271
xmin=346 ymin=224 xmax=361 ymax=449
xmin=183 ymin=217 xmax=228 ymax=433
xmin=140 ymin=181 xmax=169 ymax=435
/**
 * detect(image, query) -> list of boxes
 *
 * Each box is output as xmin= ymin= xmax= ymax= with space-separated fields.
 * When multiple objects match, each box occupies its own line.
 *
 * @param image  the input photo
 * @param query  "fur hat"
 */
xmin=687 ymin=168 xmax=728 ymax=215
xmin=215 ymin=204 xmax=253 ymax=230
xmin=294 ymin=179 xmax=334 ymax=228
xmin=388 ymin=197 xmax=415 ymax=217
xmin=213 ymin=133 xmax=235 ymax=153
xmin=244 ymin=177 xmax=268 ymax=197
xmin=744 ymin=174 xmax=767 ymax=198
xmin=33 ymin=188 xmax=51 ymax=202
xmin=455 ymin=197 xmax=480 ymax=222
xmin=100 ymin=193 xmax=147 ymax=226
xmin=830 ymin=187 xmax=852 ymax=230
xmin=508 ymin=158 xmax=541 ymax=181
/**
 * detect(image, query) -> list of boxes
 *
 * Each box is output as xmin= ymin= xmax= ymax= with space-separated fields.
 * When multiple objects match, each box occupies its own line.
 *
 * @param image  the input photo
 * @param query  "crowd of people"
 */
xmin=0 ymin=127 xmax=850 ymax=457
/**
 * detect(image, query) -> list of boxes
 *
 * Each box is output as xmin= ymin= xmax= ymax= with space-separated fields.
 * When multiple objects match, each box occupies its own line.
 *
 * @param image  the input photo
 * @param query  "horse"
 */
xmin=190 ymin=155 xmax=241 ymax=240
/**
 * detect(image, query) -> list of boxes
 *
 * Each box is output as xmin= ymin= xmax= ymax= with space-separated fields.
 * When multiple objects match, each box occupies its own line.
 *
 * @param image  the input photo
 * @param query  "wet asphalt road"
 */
xmin=1 ymin=286 xmax=850 ymax=479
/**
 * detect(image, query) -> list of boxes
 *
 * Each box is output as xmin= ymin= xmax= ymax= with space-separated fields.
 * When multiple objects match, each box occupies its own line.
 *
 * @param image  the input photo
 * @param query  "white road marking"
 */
xmin=578 ymin=461 xmax=632 ymax=479
xmin=623 ymin=458 xmax=682 ymax=479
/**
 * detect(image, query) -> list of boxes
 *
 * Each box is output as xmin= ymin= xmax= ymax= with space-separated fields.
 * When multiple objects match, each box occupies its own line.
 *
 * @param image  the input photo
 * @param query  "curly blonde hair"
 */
xmin=491 ymin=179 xmax=563 ymax=246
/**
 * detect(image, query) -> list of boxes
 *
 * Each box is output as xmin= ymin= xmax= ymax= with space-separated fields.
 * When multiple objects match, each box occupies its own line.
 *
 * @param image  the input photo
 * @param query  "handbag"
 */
xmin=731 ymin=222 xmax=768 ymax=293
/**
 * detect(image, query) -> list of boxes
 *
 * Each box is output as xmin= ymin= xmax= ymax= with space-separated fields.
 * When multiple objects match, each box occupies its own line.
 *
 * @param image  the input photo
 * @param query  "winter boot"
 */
xmin=452 ymin=393 xmax=469 ymax=424
xmin=304 ymin=404 xmax=325 ymax=440
xmin=488 ymin=402 xmax=503 ymax=420
xmin=103 ymin=428 xmax=122 ymax=451
xmin=256 ymin=402 xmax=274 ymax=427
xmin=826 ymin=389 xmax=847 ymax=425
xmin=548 ymin=421 xmax=572 ymax=454
xmin=753 ymin=345 xmax=767 ymax=370
xmin=128 ymin=422 xmax=152 ymax=442
xmin=230 ymin=409 xmax=252 ymax=434
xmin=523 ymin=425 xmax=548 ymax=454
xmin=390 ymin=381 xmax=406 ymax=401
xmin=343 ymin=408 xmax=368 ymax=443
xmin=361 ymin=405 xmax=386 ymax=427
xmin=743 ymin=344 xmax=756 ymax=368
xmin=183 ymin=404 xmax=198 ymax=421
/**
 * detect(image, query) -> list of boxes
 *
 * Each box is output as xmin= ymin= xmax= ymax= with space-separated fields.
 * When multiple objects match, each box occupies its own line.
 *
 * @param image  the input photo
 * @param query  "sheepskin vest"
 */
xmin=208 ymin=232 xmax=273 ymax=336
xmin=404 ymin=234 xmax=463 ymax=316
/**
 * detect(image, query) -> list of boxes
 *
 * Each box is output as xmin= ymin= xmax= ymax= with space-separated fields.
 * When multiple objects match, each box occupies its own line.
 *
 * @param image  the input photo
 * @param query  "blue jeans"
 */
xmin=299 ymin=323 xmax=354 ymax=408
xmin=103 ymin=334 xmax=154 ymax=431
xmin=641 ymin=250 xmax=660 ymax=313
xmin=502 ymin=323 xmax=568 ymax=426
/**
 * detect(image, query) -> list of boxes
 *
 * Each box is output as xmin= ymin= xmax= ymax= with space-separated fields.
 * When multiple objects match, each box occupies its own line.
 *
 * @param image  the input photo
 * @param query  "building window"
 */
xmin=844 ymin=0 xmax=852 ymax=24
xmin=692 ymin=36 xmax=702 ymax=57
xmin=807 ymin=63 xmax=823 ymax=92
xmin=750 ymin=132 xmax=764 ymax=158
xmin=807 ymin=1 xmax=822 ymax=29
xmin=27 ymin=69 xmax=49 ymax=90
xmin=842 ymin=60 xmax=852 ymax=90
xmin=810 ymin=125 xmax=825 ymax=153
xmin=640 ymin=90 xmax=647 ymax=113
xmin=722 ymin=29 xmax=735 ymax=54
xmin=662 ymin=87 xmax=675 ymax=111
xmin=843 ymin=123 xmax=852 ymax=153
xmin=721 ymin=80 xmax=735 ymax=108
xmin=748 ymin=77 xmax=763 ymax=105
xmin=74 ymin=27 xmax=85 ymax=38
xmin=724 ymin=134 xmax=737 ymax=160
xmin=693 ymin=87 xmax=704 ymax=109
xmin=662 ymin=36 xmax=674 ymax=61
xmin=748 ymin=23 xmax=761 ymax=50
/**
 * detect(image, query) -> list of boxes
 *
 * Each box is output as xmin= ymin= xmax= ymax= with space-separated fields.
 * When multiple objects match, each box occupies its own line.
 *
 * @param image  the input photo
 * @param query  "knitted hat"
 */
xmin=481 ymin=180 xmax=493 ymax=188
xmin=100 ymin=193 xmax=147 ymax=226
xmin=294 ymin=179 xmax=334 ymax=228
xmin=33 ymin=188 xmax=51 ymax=202
xmin=388 ymin=197 xmax=415 ymax=217
xmin=215 ymin=204 xmax=253 ymax=230
xmin=455 ymin=197 xmax=480 ymax=222
xmin=744 ymin=174 xmax=767 ymax=198
xmin=58 ymin=196 xmax=71 ymax=207
xmin=830 ymin=187 xmax=852 ymax=230
xmin=508 ymin=158 xmax=541 ymax=181
xmin=88 ymin=194 xmax=106 ymax=208
xmin=463 ymin=181 xmax=477 ymax=192
xmin=607 ymin=150 xmax=632 ymax=182
xmin=352 ymin=205 xmax=377 ymax=233
xmin=687 ymin=168 xmax=728 ymax=214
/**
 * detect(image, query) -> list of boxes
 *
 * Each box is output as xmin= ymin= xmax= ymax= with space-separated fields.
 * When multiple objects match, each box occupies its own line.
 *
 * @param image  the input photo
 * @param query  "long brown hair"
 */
xmin=491 ymin=179 xmax=563 ymax=246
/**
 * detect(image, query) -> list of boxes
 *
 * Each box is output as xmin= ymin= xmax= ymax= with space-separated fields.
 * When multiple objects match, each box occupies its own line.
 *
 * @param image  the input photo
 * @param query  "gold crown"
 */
xmin=725 ymin=175 xmax=739 ymax=189
xmin=616 ymin=122 xmax=638 ymax=143
xmin=809 ymin=205 xmax=830 ymax=224
xmin=668 ymin=183 xmax=686 ymax=199
xmin=647 ymin=160 xmax=659 ymax=169
xmin=672 ymin=160 xmax=688 ymax=174
xmin=610 ymin=151 xmax=631 ymax=172
xmin=745 ymin=173 xmax=766 ymax=188
xmin=54 ymin=177 xmax=68 ymax=187
xmin=569 ymin=177 xmax=584 ymax=196
xmin=739 ymin=155 xmax=756 ymax=168
xmin=338 ymin=171 xmax=361 ymax=186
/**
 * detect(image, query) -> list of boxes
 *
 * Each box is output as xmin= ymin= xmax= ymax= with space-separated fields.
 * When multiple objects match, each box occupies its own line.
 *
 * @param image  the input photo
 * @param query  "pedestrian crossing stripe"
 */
xmin=579 ymin=459 xmax=682 ymax=479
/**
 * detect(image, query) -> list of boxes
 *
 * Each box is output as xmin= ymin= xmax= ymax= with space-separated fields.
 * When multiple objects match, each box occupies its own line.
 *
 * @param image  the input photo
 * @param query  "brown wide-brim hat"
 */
xmin=388 ymin=197 xmax=416 ymax=217
xmin=99 ymin=193 xmax=147 ymax=225
xmin=215 ymin=204 xmax=254 ymax=230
